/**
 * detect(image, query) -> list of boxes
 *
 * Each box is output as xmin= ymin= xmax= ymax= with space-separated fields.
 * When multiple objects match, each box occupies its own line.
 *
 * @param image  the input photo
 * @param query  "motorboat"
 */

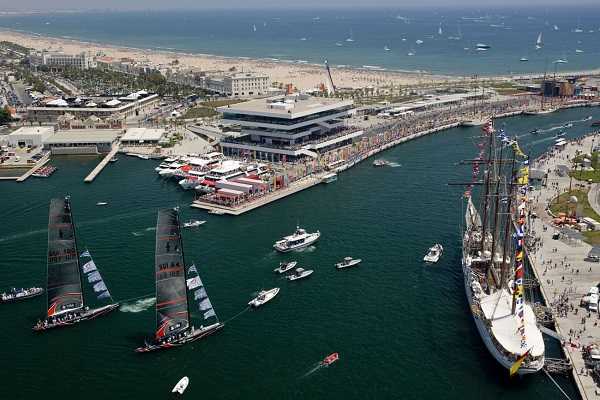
xmin=373 ymin=159 xmax=390 ymax=167
xmin=321 ymin=172 xmax=338 ymax=183
xmin=530 ymin=129 xmax=540 ymax=134
xmin=109 ymin=156 xmax=118 ymax=163
xmin=274 ymin=261 xmax=297 ymax=274
xmin=273 ymin=227 xmax=320 ymax=252
xmin=524 ymin=108 xmax=557 ymax=116
xmin=96 ymin=202 xmax=108 ymax=206
xmin=423 ymin=244 xmax=443 ymax=263
xmin=183 ymin=220 xmax=206 ymax=228
xmin=591 ymin=121 xmax=600 ymax=127
xmin=1 ymin=287 xmax=43 ymax=303
xmin=321 ymin=352 xmax=339 ymax=366
xmin=335 ymin=257 xmax=362 ymax=269
xmin=172 ymin=377 xmax=189 ymax=395
xmin=287 ymin=268 xmax=314 ymax=281
xmin=248 ymin=288 xmax=280 ymax=307
xmin=520 ymin=57 xmax=529 ymax=62
xmin=476 ymin=43 xmax=491 ymax=49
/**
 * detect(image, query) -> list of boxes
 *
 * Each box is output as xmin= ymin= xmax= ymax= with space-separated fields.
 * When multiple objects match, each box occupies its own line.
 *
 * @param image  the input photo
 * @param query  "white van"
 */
xmin=588 ymin=294 xmax=599 ymax=312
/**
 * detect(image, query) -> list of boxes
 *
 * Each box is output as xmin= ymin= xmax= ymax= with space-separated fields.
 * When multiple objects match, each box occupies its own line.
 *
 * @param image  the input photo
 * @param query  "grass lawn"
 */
xmin=549 ymin=189 xmax=600 ymax=244
xmin=182 ymin=107 xmax=217 ymax=119
xmin=570 ymin=152 xmax=600 ymax=182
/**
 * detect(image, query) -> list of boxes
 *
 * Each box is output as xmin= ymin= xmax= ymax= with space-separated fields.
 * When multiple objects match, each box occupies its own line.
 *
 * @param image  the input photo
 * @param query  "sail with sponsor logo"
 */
xmin=135 ymin=207 xmax=223 ymax=352
xmin=33 ymin=197 xmax=119 ymax=332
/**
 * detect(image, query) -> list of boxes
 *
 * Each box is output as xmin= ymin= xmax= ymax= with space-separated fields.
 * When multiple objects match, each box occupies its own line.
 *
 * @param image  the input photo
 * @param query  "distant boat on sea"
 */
xmin=252 ymin=24 xmax=257 ymax=32
xmin=416 ymin=39 xmax=424 ymax=45
xmin=438 ymin=23 xmax=443 ymax=36
xmin=384 ymin=45 xmax=391 ymax=51
xmin=476 ymin=43 xmax=491 ymax=49
xmin=345 ymin=30 xmax=355 ymax=42
xmin=300 ymin=37 xmax=307 ymax=41
xmin=553 ymin=24 xmax=559 ymax=31
xmin=576 ymin=49 xmax=584 ymax=54
xmin=335 ymin=42 xmax=343 ymax=47
xmin=535 ymin=32 xmax=543 ymax=50
xmin=520 ymin=57 xmax=529 ymax=62
xmin=407 ymin=51 xmax=415 ymax=56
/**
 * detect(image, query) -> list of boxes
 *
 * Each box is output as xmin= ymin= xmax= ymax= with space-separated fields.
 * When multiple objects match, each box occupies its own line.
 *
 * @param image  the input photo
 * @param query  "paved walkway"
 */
xmin=529 ymin=133 xmax=600 ymax=400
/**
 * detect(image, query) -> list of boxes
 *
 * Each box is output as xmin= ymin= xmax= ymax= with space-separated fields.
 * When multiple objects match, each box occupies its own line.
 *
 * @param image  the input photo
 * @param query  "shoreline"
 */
xmin=2 ymin=28 xmax=600 ymax=83
xmin=0 ymin=29 xmax=456 ymax=90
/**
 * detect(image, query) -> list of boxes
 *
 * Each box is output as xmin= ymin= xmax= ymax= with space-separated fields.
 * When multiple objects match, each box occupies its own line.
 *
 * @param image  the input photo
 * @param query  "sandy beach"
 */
xmin=0 ymin=29 xmax=457 ymax=90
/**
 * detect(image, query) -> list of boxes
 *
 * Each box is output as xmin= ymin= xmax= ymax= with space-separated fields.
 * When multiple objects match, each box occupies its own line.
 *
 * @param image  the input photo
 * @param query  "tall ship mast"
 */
xmin=34 ymin=196 xmax=119 ymax=331
xmin=461 ymin=120 xmax=545 ymax=376
xmin=136 ymin=207 xmax=223 ymax=353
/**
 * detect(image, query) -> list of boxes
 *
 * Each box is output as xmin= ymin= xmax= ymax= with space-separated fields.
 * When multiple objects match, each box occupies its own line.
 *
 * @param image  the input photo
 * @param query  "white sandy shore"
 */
xmin=0 ymin=29 xmax=461 ymax=90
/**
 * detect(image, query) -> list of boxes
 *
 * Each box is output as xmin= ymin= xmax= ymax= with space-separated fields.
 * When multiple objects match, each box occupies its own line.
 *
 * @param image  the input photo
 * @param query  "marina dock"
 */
xmin=192 ymin=175 xmax=322 ymax=215
xmin=15 ymin=153 xmax=50 ymax=182
xmin=528 ymin=134 xmax=600 ymax=400
xmin=84 ymin=145 xmax=119 ymax=183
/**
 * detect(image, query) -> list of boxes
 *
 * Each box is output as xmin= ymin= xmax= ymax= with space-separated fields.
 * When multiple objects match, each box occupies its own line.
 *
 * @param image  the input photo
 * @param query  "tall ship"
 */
xmin=34 ymin=197 xmax=119 ymax=331
xmin=136 ymin=207 xmax=223 ymax=353
xmin=461 ymin=120 xmax=545 ymax=376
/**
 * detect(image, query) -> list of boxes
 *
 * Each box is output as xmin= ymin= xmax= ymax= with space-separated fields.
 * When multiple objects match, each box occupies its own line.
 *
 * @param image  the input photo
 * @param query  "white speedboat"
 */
xmin=172 ymin=376 xmax=189 ymax=395
xmin=96 ymin=202 xmax=108 ymax=206
xmin=274 ymin=261 xmax=297 ymax=274
xmin=373 ymin=159 xmax=390 ymax=167
xmin=273 ymin=227 xmax=320 ymax=252
xmin=335 ymin=257 xmax=362 ymax=269
xmin=287 ymin=267 xmax=314 ymax=281
xmin=183 ymin=220 xmax=206 ymax=228
xmin=523 ymin=108 xmax=557 ymax=116
xmin=424 ymin=244 xmax=443 ymax=263
xmin=321 ymin=172 xmax=338 ymax=184
xmin=248 ymin=288 xmax=280 ymax=307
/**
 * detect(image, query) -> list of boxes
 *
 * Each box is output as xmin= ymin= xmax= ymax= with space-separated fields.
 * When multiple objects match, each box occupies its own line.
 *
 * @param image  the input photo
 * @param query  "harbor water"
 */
xmin=1 ymin=107 xmax=599 ymax=399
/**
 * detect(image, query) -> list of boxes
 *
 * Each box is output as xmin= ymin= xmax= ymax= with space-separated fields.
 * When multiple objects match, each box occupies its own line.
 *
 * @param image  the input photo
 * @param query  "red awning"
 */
xmin=180 ymin=165 xmax=191 ymax=172
xmin=201 ymin=179 xmax=215 ymax=187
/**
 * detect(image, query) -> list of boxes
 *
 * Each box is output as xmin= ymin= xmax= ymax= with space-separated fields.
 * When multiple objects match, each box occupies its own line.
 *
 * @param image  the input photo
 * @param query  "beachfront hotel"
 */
xmin=217 ymin=94 xmax=361 ymax=162
xmin=204 ymin=72 xmax=271 ymax=98
xmin=29 ymin=51 xmax=95 ymax=70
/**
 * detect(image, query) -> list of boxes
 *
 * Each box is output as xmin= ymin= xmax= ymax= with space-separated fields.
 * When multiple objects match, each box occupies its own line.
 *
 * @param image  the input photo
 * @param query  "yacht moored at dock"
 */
xmin=321 ymin=172 xmax=338 ymax=183
xmin=273 ymin=227 xmax=320 ymax=252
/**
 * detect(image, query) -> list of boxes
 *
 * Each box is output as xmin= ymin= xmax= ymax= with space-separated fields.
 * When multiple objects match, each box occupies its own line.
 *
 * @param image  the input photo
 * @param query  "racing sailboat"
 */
xmin=33 ymin=197 xmax=119 ymax=331
xmin=135 ymin=207 xmax=223 ymax=353
xmin=460 ymin=120 xmax=545 ymax=375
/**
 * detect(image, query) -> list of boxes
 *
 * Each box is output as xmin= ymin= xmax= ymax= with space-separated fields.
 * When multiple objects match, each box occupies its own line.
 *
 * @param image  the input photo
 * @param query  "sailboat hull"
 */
xmin=462 ymin=259 xmax=544 ymax=375
xmin=135 ymin=322 xmax=224 ymax=353
xmin=33 ymin=303 xmax=120 ymax=331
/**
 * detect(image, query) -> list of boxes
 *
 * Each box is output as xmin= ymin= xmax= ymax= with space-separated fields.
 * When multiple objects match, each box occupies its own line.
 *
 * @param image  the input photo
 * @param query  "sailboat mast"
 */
xmin=479 ymin=123 xmax=493 ymax=252
xmin=176 ymin=208 xmax=193 ymax=324
xmin=489 ymin=132 xmax=504 ymax=288
xmin=499 ymin=154 xmax=517 ymax=288
xmin=66 ymin=196 xmax=86 ymax=307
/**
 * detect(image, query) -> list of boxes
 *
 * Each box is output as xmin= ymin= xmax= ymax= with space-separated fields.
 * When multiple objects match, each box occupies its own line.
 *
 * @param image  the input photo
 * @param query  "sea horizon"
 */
xmin=1 ymin=7 xmax=599 ymax=76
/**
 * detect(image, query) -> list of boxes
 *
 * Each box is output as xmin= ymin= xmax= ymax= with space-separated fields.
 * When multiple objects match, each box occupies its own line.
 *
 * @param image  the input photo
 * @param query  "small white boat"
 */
xmin=274 ymin=261 xmax=297 ymax=274
xmin=424 ymin=244 xmax=443 ymax=263
xmin=321 ymin=172 xmax=337 ymax=184
xmin=248 ymin=288 xmax=280 ymax=307
xmin=96 ymin=202 xmax=108 ymax=206
xmin=109 ymin=156 xmax=118 ymax=163
xmin=373 ymin=159 xmax=390 ymax=167
xmin=172 ymin=376 xmax=189 ymax=395
xmin=384 ymin=45 xmax=391 ymax=51
xmin=336 ymin=257 xmax=362 ymax=269
xmin=520 ymin=57 xmax=529 ymax=62
xmin=415 ymin=39 xmax=424 ymax=44
xmin=183 ymin=220 xmax=206 ymax=228
xmin=287 ymin=268 xmax=314 ymax=281
xmin=208 ymin=209 xmax=225 ymax=215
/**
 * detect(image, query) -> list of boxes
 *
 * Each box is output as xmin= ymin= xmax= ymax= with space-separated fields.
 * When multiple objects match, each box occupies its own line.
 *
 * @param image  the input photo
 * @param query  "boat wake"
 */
xmin=388 ymin=162 xmax=402 ymax=167
xmin=300 ymin=363 xmax=325 ymax=378
xmin=0 ymin=228 xmax=47 ymax=243
xmin=145 ymin=227 xmax=156 ymax=231
xmin=120 ymin=297 xmax=156 ymax=313
xmin=131 ymin=231 xmax=143 ymax=237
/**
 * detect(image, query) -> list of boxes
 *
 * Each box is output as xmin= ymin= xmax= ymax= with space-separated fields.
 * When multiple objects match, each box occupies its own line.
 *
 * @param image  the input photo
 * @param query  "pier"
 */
xmin=528 ymin=133 xmax=600 ymax=400
xmin=15 ymin=153 xmax=50 ymax=182
xmin=84 ymin=145 xmax=119 ymax=183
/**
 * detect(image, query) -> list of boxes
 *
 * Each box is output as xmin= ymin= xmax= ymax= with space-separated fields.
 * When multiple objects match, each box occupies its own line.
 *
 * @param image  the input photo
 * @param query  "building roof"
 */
xmin=44 ymin=130 xmax=119 ymax=145
xmin=217 ymin=94 xmax=353 ymax=120
xmin=9 ymin=126 xmax=54 ymax=137
xmin=121 ymin=128 xmax=165 ymax=142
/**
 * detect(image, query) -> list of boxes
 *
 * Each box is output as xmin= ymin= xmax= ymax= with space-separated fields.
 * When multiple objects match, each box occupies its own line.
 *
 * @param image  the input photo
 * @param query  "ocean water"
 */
xmin=0 ymin=8 xmax=599 ymax=75
xmin=1 ymin=108 xmax=599 ymax=399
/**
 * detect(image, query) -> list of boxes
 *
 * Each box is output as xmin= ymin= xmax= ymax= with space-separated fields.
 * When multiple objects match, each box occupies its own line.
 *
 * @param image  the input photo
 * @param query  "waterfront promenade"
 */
xmin=528 ymin=134 xmax=600 ymax=400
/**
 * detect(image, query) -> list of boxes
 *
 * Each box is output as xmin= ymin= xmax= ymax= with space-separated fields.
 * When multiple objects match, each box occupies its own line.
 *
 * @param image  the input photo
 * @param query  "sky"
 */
xmin=0 ymin=0 xmax=598 ymax=12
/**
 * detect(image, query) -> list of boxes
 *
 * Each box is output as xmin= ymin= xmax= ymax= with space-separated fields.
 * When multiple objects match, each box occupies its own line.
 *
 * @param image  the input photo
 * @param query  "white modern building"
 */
xmin=40 ymin=52 xmax=95 ymax=70
xmin=7 ymin=126 xmax=54 ymax=147
xmin=120 ymin=127 xmax=166 ymax=145
xmin=217 ymin=94 xmax=360 ymax=161
xmin=205 ymin=72 xmax=270 ymax=97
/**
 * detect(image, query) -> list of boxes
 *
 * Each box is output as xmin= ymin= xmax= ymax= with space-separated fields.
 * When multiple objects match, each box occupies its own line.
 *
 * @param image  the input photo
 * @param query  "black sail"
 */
xmin=154 ymin=208 xmax=190 ymax=341
xmin=46 ymin=197 xmax=83 ymax=317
